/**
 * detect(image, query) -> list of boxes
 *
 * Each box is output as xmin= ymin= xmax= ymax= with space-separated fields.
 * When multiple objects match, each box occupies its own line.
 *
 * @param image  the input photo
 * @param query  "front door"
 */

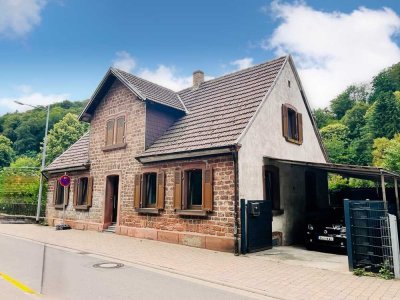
xmin=105 ymin=175 xmax=119 ymax=226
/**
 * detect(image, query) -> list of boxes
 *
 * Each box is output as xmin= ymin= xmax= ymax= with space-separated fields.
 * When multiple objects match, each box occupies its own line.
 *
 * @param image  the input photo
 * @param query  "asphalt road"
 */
xmin=0 ymin=233 xmax=267 ymax=300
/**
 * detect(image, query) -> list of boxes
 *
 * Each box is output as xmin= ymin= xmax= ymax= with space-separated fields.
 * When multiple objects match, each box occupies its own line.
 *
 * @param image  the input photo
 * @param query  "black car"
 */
xmin=305 ymin=208 xmax=347 ymax=252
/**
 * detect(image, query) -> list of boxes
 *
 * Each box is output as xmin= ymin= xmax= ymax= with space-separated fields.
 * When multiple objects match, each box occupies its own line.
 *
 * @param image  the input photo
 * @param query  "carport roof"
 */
xmin=265 ymin=157 xmax=400 ymax=181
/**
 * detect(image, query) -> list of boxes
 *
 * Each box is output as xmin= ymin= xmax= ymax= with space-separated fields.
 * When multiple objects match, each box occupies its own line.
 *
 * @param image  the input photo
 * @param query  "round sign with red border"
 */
xmin=59 ymin=175 xmax=71 ymax=187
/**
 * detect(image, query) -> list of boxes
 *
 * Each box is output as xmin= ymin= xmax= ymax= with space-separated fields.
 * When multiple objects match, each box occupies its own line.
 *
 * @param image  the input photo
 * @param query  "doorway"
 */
xmin=105 ymin=175 xmax=119 ymax=227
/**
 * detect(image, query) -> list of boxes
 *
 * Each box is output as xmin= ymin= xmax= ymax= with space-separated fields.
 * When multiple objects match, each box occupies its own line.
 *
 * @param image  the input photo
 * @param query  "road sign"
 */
xmin=59 ymin=175 xmax=71 ymax=187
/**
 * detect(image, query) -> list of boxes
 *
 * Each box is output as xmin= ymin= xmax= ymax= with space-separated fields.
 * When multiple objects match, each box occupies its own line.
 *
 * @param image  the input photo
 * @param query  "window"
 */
xmin=143 ymin=173 xmax=157 ymax=208
xmin=73 ymin=176 xmax=94 ymax=209
xmin=263 ymin=165 xmax=281 ymax=214
xmin=282 ymin=104 xmax=303 ymax=144
xmin=77 ymin=177 xmax=88 ymax=205
xmin=173 ymin=166 xmax=213 ymax=215
xmin=134 ymin=171 xmax=165 ymax=212
xmin=186 ymin=169 xmax=203 ymax=208
xmin=115 ymin=116 xmax=125 ymax=144
xmin=106 ymin=119 xmax=115 ymax=146
xmin=104 ymin=116 xmax=126 ymax=148
xmin=54 ymin=180 xmax=69 ymax=208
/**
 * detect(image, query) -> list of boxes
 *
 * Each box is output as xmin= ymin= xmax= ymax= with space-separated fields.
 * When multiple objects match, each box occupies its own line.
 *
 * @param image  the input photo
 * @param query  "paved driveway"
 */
xmin=250 ymin=246 xmax=348 ymax=273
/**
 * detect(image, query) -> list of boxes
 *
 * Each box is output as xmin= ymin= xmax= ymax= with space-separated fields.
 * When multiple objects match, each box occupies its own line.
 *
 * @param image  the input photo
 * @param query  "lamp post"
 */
xmin=14 ymin=101 xmax=50 ymax=223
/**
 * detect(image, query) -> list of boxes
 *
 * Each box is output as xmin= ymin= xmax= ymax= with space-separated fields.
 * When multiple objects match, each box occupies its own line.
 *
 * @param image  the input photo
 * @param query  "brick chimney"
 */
xmin=193 ymin=70 xmax=204 ymax=89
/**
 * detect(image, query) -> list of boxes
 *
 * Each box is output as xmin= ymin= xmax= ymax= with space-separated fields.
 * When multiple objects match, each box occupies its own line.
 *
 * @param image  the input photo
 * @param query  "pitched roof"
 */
xmin=79 ymin=68 xmax=186 ymax=120
xmin=138 ymin=56 xmax=287 ymax=159
xmin=49 ymin=56 xmax=289 ymax=171
xmin=112 ymin=68 xmax=186 ymax=112
xmin=45 ymin=132 xmax=90 ymax=172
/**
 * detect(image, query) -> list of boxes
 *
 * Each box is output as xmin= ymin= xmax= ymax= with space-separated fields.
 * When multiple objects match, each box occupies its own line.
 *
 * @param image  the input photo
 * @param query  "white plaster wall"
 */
xmin=238 ymin=60 xmax=328 ymax=245
xmin=238 ymin=60 xmax=326 ymax=201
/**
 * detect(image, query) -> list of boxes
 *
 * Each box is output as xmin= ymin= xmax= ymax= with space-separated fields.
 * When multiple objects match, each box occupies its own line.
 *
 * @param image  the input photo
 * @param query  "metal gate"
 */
xmin=240 ymin=199 xmax=272 ymax=254
xmin=344 ymin=200 xmax=400 ymax=277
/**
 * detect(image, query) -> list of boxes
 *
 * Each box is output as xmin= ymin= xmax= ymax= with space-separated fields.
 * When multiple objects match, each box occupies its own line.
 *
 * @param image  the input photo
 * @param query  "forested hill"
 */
xmin=0 ymin=100 xmax=87 ymax=158
xmin=313 ymin=62 xmax=400 ymax=173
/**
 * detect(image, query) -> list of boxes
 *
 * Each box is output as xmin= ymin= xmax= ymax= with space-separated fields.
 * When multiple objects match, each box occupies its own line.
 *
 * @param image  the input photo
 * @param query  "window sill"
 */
xmin=54 ymin=204 xmax=66 ymax=209
xmin=102 ymin=143 xmax=127 ymax=152
xmin=176 ymin=209 xmax=208 ymax=217
xmin=272 ymin=209 xmax=284 ymax=216
xmin=136 ymin=208 xmax=160 ymax=215
xmin=74 ymin=205 xmax=90 ymax=210
xmin=285 ymin=137 xmax=302 ymax=145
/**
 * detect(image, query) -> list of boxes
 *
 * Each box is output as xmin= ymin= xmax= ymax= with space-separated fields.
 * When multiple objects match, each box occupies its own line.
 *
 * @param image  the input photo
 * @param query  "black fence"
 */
xmin=344 ymin=200 xmax=395 ymax=273
xmin=0 ymin=202 xmax=45 ymax=217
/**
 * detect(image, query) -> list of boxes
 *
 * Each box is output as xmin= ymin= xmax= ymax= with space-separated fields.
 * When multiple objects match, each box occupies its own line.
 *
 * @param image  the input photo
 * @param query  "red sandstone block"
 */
xmin=205 ymin=236 xmax=234 ymax=252
xmin=75 ymin=222 xmax=85 ymax=230
xmin=87 ymin=223 xmax=102 ymax=231
xmin=179 ymin=233 xmax=206 ymax=248
xmin=134 ymin=228 xmax=157 ymax=240
xmin=157 ymin=231 xmax=179 ymax=244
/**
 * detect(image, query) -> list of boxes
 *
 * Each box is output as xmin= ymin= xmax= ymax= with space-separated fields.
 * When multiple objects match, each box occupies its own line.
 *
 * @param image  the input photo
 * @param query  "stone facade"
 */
xmin=46 ymin=79 xmax=236 ymax=252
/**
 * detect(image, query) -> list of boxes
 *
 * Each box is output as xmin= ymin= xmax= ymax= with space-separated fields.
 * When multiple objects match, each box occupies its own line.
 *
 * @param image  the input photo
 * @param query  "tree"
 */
xmin=0 ymin=135 xmax=15 ymax=168
xmin=341 ymin=102 xmax=369 ymax=140
xmin=313 ymin=108 xmax=336 ymax=129
xmin=320 ymin=123 xmax=351 ymax=164
xmin=366 ymin=92 xmax=400 ymax=139
xmin=0 ymin=100 xmax=88 ymax=157
xmin=330 ymin=85 xmax=369 ymax=119
xmin=369 ymin=62 xmax=400 ymax=102
xmin=10 ymin=156 xmax=40 ymax=169
xmin=372 ymin=134 xmax=400 ymax=173
xmin=45 ymin=113 xmax=89 ymax=164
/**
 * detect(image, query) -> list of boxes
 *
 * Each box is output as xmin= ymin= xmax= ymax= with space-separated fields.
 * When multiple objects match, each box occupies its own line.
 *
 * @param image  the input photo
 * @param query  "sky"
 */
xmin=0 ymin=0 xmax=399 ymax=115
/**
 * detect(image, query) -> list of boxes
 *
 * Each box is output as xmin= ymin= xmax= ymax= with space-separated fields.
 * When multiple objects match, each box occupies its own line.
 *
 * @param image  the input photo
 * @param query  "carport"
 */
xmin=263 ymin=157 xmax=400 ymax=246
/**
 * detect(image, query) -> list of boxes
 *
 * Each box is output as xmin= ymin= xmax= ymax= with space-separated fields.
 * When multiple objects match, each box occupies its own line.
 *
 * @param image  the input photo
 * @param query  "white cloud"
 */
xmin=138 ymin=65 xmax=192 ymax=91
xmin=0 ymin=0 xmax=46 ymax=38
xmin=0 ymin=85 xmax=69 ymax=113
xmin=112 ymin=51 xmax=136 ymax=73
xmin=112 ymin=51 xmax=216 ymax=91
xmin=263 ymin=1 xmax=400 ymax=108
xmin=230 ymin=57 xmax=254 ymax=71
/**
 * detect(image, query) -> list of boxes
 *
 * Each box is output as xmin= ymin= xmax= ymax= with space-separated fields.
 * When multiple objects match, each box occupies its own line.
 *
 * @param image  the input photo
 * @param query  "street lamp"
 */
xmin=14 ymin=100 xmax=50 ymax=223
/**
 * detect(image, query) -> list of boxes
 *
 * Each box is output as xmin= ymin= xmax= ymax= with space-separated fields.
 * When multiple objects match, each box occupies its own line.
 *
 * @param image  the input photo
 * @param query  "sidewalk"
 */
xmin=0 ymin=224 xmax=399 ymax=300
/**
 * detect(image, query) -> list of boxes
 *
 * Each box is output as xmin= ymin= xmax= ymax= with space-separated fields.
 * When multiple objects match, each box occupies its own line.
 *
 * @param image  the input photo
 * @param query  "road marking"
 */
xmin=0 ymin=272 xmax=38 ymax=295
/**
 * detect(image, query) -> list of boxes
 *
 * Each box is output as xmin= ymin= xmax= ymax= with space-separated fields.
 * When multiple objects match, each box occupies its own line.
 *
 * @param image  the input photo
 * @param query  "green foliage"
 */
xmin=353 ymin=261 xmax=394 ymax=280
xmin=373 ymin=134 xmax=400 ymax=173
xmin=313 ymin=108 xmax=336 ymax=129
xmin=0 ymin=100 xmax=87 ymax=157
xmin=328 ymin=174 xmax=374 ymax=191
xmin=341 ymin=103 xmax=369 ymax=140
xmin=0 ymin=168 xmax=41 ymax=204
xmin=366 ymin=92 xmax=400 ymax=139
xmin=330 ymin=85 xmax=369 ymax=119
xmin=378 ymin=261 xmax=395 ymax=280
xmin=0 ymin=135 xmax=15 ymax=168
xmin=328 ymin=174 xmax=349 ymax=191
xmin=10 ymin=156 xmax=40 ymax=169
xmin=45 ymin=113 xmax=89 ymax=164
xmin=320 ymin=123 xmax=351 ymax=164
xmin=370 ymin=62 xmax=400 ymax=102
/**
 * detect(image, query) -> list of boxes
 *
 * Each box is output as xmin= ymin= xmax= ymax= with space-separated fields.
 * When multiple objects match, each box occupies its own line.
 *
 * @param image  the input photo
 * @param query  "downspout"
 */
xmin=232 ymin=146 xmax=240 ymax=256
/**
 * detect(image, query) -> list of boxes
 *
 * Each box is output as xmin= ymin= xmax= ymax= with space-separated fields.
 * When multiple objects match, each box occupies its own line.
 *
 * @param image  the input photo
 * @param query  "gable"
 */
xmin=238 ymin=56 xmax=328 ymax=163
xmin=79 ymin=68 xmax=186 ymax=122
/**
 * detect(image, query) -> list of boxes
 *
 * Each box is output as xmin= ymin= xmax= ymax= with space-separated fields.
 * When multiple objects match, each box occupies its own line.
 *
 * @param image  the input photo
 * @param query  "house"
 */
xmin=44 ymin=55 xmax=328 ymax=252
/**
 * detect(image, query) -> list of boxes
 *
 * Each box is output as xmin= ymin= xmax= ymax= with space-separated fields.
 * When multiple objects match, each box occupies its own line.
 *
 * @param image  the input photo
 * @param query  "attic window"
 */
xmin=282 ymin=104 xmax=303 ymax=145
xmin=103 ymin=115 xmax=127 ymax=151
